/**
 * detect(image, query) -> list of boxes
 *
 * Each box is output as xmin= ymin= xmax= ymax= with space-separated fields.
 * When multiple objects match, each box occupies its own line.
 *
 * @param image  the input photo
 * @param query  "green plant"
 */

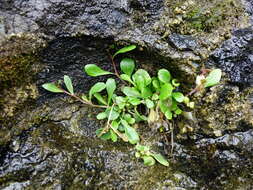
xmin=42 ymin=45 xmax=221 ymax=166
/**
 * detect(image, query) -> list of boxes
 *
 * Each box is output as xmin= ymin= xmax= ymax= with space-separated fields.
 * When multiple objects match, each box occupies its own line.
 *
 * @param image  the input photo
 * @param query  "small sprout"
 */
xmin=84 ymin=64 xmax=113 ymax=77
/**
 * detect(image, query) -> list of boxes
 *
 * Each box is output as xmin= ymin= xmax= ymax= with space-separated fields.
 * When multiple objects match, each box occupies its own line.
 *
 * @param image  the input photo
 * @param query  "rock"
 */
xmin=168 ymin=33 xmax=199 ymax=51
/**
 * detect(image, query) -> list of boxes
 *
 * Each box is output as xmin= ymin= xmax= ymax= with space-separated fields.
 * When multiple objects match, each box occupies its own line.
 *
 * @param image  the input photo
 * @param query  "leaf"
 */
xmin=42 ymin=83 xmax=64 ymax=93
xmin=135 ymin=144 xmax=150 ymax=152
xmin=159 ymin=100 xmax=169 ymax=114
xmin=145 ymin=99 xmax=154 ymax=108
xmin=120 ymin=58 xmax=135 ymax=76
xmin=111 ymin=120 xmax=119 ymax=130
xmin=172 ymin=92 xmax=184 ymax=103
xmin=94 ymin=93 xmax=107 ymax=105
xmin=120 ymin=74 xmax=135 ymax=85
xmin=84 ymin=64 xmax=112 ymax=77
xmin=152 ymin=78 xmax=160 ymax=89
xmin=172 ymin=79 xmax=180 ymax=87
xmin=158 ymin=69 xmax=171 ymax=83
xmin=96 ymin=112 xmax=107 ymax=120
xmin=134 ymin=74 xmax=145 ymax=92
xmin=204 ymin=69 xmax=222 ymax=88
xmin=63 ymin=75 xmax=74 ymax=94
xmin=132 ymin=69 xmax=151 ymax=86
xmin=165 ymin=110 xmax=172 ymax=120
xmin=113 ymin=45 xmax=136 ymax=58
xmin=123 ymin=114 xmax=136 ymax=124
xmin=106 ymin=78 xmax=116 ymax=104
xmin=105 ymin=108 xmax=120 ymax=121
xmin=159 ymin=83 xmax=173 ymax=100
xmin=143 ymin=156 xmax=156 ymax=166
xmin=121 ymin=119 xmax=139 ymax=144
xmin=110 ymin=129 xmax=118 ymax=142
xmin=152 ymin=153 xmax=169 ymax=166
xmin=141 ymin=87 xmax=152 ymax=98
xmin=122 ymin=87 xmax=141 ymax=97
xmin=175 ymin=108 xmax=182 ymax=115
xmin=128 ymin=97 xmax=141 ymax=106
xmin=96 ymin=129 xmax=111 ymax=140
xmin=89 ymin=82 xmax=106 ymax=100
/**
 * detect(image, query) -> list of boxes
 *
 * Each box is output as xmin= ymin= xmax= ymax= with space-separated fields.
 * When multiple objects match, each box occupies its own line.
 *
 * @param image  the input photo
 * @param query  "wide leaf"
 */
xmin=152 ymin=153 xmax=169 ymax=166
xmin=122 ymin=87 xmax=141 ymax=97
xmin=106 ymin=78 xmax=116 ymax=104
xmin=143 ymin=156 xmax=156 ymax=166
xmin=204 ymin=69 xmax=222 ymax=88
xmin=113 ymin=45 xmax=136 ymax=58
xmin=63 ymin=75 xmax=74 ymax=94
xmin=89 ymin=82 xmax=106 ymax=100
xmin=120 ymin=58 xmax=135 ymax=76
xmin=132 ymin=69 xmax=151 ymax=86
xmin=121 ymin=119 xmax=139 ymax=144
xmin=84 ymin=64 xmax=112 ymax=77
xmin=158 ymin=69 xmax=171 ymax=83
xmin=159 ymin=83 xmax=173 ymax=100
xmin=172 ymin=92 xmax=184 ymax=103
xmin=42 ymin=83 xmax=64 ymax=93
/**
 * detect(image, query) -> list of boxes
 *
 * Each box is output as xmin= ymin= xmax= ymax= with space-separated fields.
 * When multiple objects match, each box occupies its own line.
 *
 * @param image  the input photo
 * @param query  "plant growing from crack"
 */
xmin=42 ymin=45 xmax=221 ymax=166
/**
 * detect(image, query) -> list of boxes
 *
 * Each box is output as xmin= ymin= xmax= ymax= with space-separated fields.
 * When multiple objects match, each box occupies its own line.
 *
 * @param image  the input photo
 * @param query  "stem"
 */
xmin=63 ymin=90 xmax=108 ymax=109
xmin=98 ymin=104 xmax=115 ymax=137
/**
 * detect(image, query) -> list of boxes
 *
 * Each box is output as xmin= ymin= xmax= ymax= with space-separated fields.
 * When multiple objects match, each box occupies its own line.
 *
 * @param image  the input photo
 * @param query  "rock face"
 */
xmin=0 ymin=0 xmax=253 ymax=189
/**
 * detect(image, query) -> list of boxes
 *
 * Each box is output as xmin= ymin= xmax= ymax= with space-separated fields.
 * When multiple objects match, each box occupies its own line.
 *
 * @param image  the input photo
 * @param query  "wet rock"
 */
xmin=209 ymin=27 xmax=253 ymax=86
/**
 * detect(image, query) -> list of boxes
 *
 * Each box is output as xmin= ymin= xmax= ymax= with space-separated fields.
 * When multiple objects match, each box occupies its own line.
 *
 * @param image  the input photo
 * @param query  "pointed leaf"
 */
xmin=172 ymin=92 xmax=184 ymax=103
xmin=84 ymin=64 xmax=112 ymax=77
xmin=158 ymin=69 xmax=171 ymax=83
xmin=106 ymin=78 xmax=116 ymax=104
xmin=120 ymin=58 xmax=135 ymax=76
xmin=159 ymin=83 xmax=173 ymax=100
xmin=121 ymin=119 xmax=139 ymax=144
xmin=42 ymin=83 xmax=64 ymax=93
xmin=89 ymin=82 xmax=106 ymax=100
xmin=143 ymin=156 xmax=156 ymax=166
xmin=113 ymin=45 xmax=136 ymax=58
xmin=204 ymin=69 xmax=222 ymax=88
xmin=152 ymin=153 xmax=169 ymax=166
xmin=122 ymin=87 xmax=141 ymax=97
xmin=94 ymin=93 xmax=107 ymax=105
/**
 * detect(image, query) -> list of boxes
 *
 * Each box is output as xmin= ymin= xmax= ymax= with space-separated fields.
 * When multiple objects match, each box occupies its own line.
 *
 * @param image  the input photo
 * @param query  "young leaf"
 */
xmin=122 ymin=87 xmax=141 ymax=97
xmin=145 ymin=99 xmax=154 ymax=108
xmin=63 ymin=75 xmax=74 ymax=94
xmin=159 ymin=83 xmax=173 ymax=100
xmin=141 ymin=87 xmax=152 ymax=98
xmin=113 ymin=45 xmax=136 ymax=58
xmin=94 ymin=93 xmax=107 ymax=105
xmin=42 ymin=83 xmax=64 ymax=93
xmin=172 ymin=79 xmax=180 ymax=87
xmin=204 ymin=69 xmax=222 ymax=88
xmin=143 ymin=156 xmax=156 ymax=166
xmin=152 ymin=153 xmax=169 ymax=166
xmin=158 ymin=69 xmax=171 ymax=83
xmin=172 ymin=92 xmax=184 ymax=103
xmin=159 ymin=100 xmax=169 ymax=114
xmin=106 ymin=78 xmax=116 ymax=104
xmin=135 ymin=144 xmax=150 ymax=152
xmin=89 ymin=82 xmax=106 ymax=100
xmin=121 ymin=119 xmax=139 ymax=144
xmin=105 ymin=108 xmax=120 ymax=120
xmin=100 ymin=132 xmax=112 ymax=140
xmin=96 ymin=112 xmax=107 ymax=120
xmin=110 ymin=129 xmax=118 ymax=142
xmin=111 ymin=121 xmax=119 ymax=130
xmin=175 ymin=108 xmax=182 ymax=115
xmin=120 ymin=58 xmax=135 ymax=76
xmin=132 ymin=69 xmax=151 ymax=86
xmin=152 ymin=78 xmax=160 ymax=89
xmin=165 ymin=110 xmax=172 ymax=120
xmin=128 ymin=97 xmax=141 ymax=106
xmin=134 ymin=74 xmax=145 ymax=92
xmin=84 ymin=64 xmax=112 ymax=77
xmin=120 ymin=74 xmax=135 ymax=85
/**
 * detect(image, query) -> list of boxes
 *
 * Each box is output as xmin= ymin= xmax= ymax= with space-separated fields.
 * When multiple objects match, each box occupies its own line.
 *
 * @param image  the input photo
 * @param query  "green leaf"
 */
xmin=122 ymin=87 xmax=141 ymax=97
xmin=159 ymin=83 xmax=173 ymax=100
xmin=135 ymin=144 xmax=150 ymax=152
xmin=105 ymin=108 xmax=120 ymax=121
xmin=152 ymin=94 xmax=159 ymax=100
xmin=84 ymin=64 xmax=112 ymax=77
xmin=152 ymin=78 xmax=160 ymax=89
xmin=120 ymin=58 xmax=135 ymax=76
xmin=94 ymin=93 xmax=107 ymax=105
xmin=159 ymin=100 xmax=169 ymax=114
xmin=134 ymin=74 xmax=145 ymax=92
xmin=145 ymin=99 xmax=154 ymax=108
xmin=89 ymin=82 xmax=106 ymax=100
xmin=165 ymin=110 xmax=172 ymax=120
xmin=120 ymin=74 xmax=135 ymax=85
xmin=111 ymin=120 xmax=119 ymax=130
xmin=106 ymin=78 xmax=116 ymax=104
xmin=128 ymin=97 xmax=141 ymax=106
xmin=121 ymin=119 xmax=139 ymax=144
xmin=110 ymin=129 xmax=118 ymax=142
xmin=132 ymin=69 xmax=151 ymax=86
xmin=172 ymin=79 xmax=180 ymax=87
xmin=123 ymin=114 xmax=136 ymax=124
xmin=158 ymin=69 xmax=171 ymax=83
xmin=172 ymin=92 xmax=184 ymax=103
xmin=175 ymin=108 xmax=182 ymax=115
xmin=152 ymin=153 xmax=169 ymax=166
xmin=204 ymin=69 xmax=222 ymax=88
xmin=113 ymin=45 xmax=136 ymax=58
xmin=96 ymin=112 xmax=107 ymax=120
xmin=63 ymin=75 xmax=74 ymax=94
xmin=141 ymin=87 xmax=152 ymax=98
xmin=100 ymin=132 xmax=111 ymax=140
xmin=42 ymin=83 xmax=64 ymax=93
xmin=143 ymin=156 xmax=156 ymax=166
